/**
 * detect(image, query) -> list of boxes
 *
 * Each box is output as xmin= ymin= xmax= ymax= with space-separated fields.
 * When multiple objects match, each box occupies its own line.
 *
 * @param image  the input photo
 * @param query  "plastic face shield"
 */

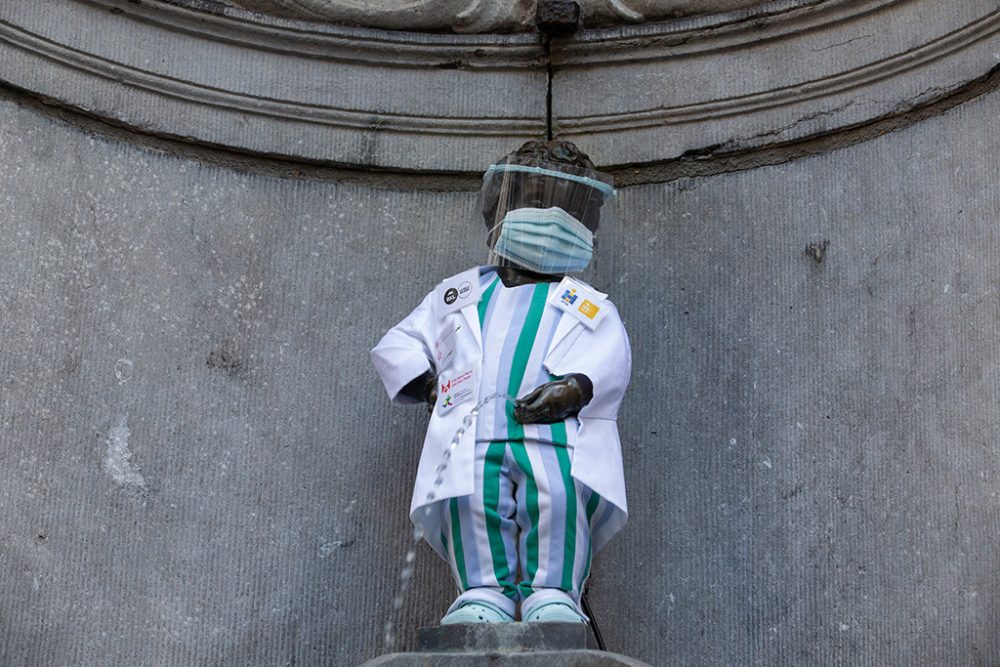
xmin=476 ymin=159 xmax=617 ymax=277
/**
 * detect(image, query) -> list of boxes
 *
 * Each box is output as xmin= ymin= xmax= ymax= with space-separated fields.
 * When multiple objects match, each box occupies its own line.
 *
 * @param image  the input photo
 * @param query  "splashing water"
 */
xmin=382 ymin=392 xmax=516 ymax=652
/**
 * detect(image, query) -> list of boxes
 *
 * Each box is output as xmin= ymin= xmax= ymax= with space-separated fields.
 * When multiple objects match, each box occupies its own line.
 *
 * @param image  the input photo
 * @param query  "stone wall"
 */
xmin=2 ymin=1 xmax=999 ymax=665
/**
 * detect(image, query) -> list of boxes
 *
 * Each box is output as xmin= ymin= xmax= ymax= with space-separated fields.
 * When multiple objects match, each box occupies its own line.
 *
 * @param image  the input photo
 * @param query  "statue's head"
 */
xmin=480 ymin=139 xmax=610 ymax=232
xmin=478 ymin=140 xmax=615 ymax=275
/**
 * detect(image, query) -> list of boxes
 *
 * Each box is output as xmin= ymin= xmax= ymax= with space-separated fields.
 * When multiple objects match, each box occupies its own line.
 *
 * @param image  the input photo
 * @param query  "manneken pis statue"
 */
xmin=371 ymin=139 xmax=632 ymax=625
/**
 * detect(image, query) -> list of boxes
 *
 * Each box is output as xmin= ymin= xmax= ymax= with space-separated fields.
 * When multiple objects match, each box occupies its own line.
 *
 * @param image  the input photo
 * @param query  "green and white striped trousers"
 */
xmin=439 ymin=438 xmax=611 ymax=618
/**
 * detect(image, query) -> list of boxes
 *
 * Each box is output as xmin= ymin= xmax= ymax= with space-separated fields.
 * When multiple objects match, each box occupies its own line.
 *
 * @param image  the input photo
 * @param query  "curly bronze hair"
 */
xmin=481 ymin=139 xmax=607 ymax=232
xmin=504 ymin=139 xmax=597 ymax=171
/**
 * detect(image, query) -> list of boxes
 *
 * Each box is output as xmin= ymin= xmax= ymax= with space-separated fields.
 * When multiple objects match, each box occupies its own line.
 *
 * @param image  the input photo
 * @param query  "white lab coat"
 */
xmin=371 ymin=266 xmax=631 ymax=555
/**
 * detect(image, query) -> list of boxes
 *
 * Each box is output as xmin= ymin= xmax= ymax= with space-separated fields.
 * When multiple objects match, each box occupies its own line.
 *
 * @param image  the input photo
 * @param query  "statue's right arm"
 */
xmin=399 ymin=370 xmax=438 ymax=409
xmin=370 ymin=291 xmax=437 ymax=405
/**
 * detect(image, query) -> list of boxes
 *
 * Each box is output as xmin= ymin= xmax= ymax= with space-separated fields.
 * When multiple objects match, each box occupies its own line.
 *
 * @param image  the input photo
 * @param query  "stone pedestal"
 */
xmin=360 ymin=624 xmax=653 ymax=666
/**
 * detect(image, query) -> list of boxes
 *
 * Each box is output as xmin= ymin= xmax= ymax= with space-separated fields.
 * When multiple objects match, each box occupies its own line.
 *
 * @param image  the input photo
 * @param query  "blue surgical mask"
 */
xmin=492 ymin=207 xmax=593 ymax=274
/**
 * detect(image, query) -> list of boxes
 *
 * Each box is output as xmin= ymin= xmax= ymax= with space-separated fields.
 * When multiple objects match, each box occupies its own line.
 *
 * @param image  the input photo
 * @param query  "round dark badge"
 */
xmin=444 ymin=287 xmax=458 ymax=305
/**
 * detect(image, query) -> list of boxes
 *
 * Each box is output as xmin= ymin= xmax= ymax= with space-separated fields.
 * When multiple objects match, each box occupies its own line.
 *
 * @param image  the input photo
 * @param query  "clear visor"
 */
xmin=475 ymin=159 xmax=617 ymax=278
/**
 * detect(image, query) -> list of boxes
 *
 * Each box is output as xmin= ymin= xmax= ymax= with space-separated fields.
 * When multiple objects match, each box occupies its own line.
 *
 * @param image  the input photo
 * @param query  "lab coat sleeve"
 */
xmin=564 ymin=303 xmax=632 ymax=421
xmin=370 ymin=290 xmax=436 ymax=405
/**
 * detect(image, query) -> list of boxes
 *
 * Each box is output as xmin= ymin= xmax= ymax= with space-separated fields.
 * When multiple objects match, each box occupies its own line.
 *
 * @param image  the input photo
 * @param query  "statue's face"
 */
xmin=481 ymin=170 xmax=604 ymax=232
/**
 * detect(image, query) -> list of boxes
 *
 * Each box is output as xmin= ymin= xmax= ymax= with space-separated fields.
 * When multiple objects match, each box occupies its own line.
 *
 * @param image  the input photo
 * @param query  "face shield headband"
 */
xmin=482 ymin=164 xmax=617 ymax=201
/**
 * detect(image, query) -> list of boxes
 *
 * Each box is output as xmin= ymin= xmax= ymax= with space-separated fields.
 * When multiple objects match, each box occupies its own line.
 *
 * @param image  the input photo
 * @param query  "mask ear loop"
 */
xmin=485 ymin=219 xmax=504 ymax=258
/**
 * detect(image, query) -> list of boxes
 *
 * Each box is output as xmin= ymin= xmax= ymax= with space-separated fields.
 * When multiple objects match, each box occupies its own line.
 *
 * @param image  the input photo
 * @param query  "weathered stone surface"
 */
xmin=553 ymin=0 xmax=1000 ymax=166
xmin=361 ymin=649 xmax=651 ymax=665
xmin=0 ymin=0 xmax=546 ymax=173
xmin=213 ymin=0 xmax=533 ymax=33
xmin=2 ymin=79 xmax=1000 ymax=666
xmin=3 ymin=0 xmax=998 ymax=172
xmin=208 ymin=0 xmax=771 ymax=32
xmin=365 ymin=621 xmax=648 ymax=665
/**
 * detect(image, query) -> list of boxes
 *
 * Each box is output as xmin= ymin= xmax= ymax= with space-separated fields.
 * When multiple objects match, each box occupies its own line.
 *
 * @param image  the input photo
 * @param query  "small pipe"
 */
xmin=581 ymin=589 xmax=607 ymax=651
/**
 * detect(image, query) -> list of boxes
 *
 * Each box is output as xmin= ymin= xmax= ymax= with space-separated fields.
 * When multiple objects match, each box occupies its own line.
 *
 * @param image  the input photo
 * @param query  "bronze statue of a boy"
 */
xmin=372 ymin=140 xmax=631 ymax=624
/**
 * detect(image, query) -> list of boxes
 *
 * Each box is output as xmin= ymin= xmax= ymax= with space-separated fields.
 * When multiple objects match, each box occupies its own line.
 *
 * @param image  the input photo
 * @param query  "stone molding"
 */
xmin=213 ymin=0 xmax=770 ymax=32
xmin=213 ymin=0 xmax=535 ymax=33
xmin=0 ymin=0 xmax=547 ymax=172
xmin=552 ymin=0 xmax=904 ymax=64
xmin=552 ymin=0 xmax=1000 ymax=166
xmin=143 ymin=1 xmax=545 ymax=65
xmin=0 ymin=0 xmax=998 ymax=174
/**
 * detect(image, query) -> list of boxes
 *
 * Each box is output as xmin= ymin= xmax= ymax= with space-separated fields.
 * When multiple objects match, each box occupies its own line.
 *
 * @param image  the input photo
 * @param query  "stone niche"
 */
xmin=2 ymin=2 xmax=1000 ymax=667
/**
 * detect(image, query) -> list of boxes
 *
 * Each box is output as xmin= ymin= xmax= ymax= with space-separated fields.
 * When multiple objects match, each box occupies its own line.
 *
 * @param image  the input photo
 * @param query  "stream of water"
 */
xmin=382 ymin=392 xmax=516 ymax=652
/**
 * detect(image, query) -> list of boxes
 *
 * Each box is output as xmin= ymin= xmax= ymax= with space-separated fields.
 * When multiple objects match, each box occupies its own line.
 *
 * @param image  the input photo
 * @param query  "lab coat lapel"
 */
xmin=435 ymin=267 xmax=483 ymax=352
xmin=542 ymin=302 xmax=583 ymax=371
xmin=544 ymin=277 xmax=606 ymax=361
xmin=548 ymin=306 xmax=580 ymax=353
xmin=460 ymin=302 xmax=481 ymax=351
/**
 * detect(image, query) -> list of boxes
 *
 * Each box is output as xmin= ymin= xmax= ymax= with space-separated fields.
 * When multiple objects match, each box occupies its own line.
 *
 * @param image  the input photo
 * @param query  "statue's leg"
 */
xmin=439 ymin=440 xmax=518 ymax=623
xmin=510 ymin=439 xmax=604 ymax=622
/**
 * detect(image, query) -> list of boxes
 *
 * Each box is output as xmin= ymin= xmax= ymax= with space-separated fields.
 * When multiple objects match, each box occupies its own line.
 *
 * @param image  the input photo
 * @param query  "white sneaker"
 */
xmin=440 ymin=601 xmax=516 ymax=624
xmin=522 ymin=600 xmax=587 ymax=623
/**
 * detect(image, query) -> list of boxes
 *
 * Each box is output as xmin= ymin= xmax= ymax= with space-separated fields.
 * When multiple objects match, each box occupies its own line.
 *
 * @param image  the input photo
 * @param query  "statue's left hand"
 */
xmin=513 ymin=374 xmax=593 ymax=424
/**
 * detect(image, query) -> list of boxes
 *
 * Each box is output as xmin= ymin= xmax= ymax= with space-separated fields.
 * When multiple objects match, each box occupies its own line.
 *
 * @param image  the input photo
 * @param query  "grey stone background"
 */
xmin=2 ymin=60 xmax=1000 ymax=667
